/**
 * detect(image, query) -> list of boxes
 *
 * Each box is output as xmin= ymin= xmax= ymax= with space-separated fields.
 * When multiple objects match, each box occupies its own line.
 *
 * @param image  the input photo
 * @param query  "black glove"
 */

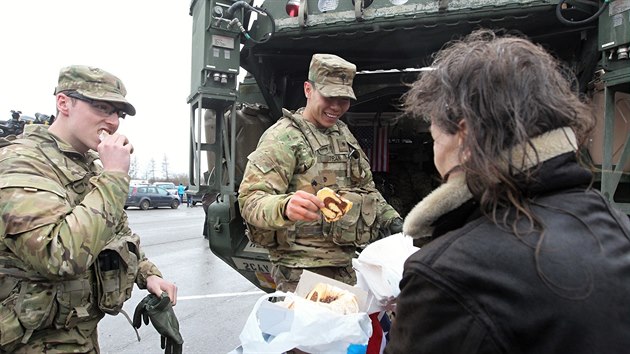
xmin=133 ymin=293 xmax=184 ymax=354
xmin=388 ymin=217 xmax=403 ymax=234
xmin=380 ymin=217 xmax=404 ymax=238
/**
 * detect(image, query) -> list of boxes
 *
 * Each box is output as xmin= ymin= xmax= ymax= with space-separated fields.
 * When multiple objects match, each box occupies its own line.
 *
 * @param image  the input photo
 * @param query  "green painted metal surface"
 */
xmin=189 ymin=0 xmax=630 ymax=291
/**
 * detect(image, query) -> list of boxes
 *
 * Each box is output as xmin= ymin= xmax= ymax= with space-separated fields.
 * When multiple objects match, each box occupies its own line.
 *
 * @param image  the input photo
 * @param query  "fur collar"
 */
xmin=403 ymin=127 xmax=578 ymax=241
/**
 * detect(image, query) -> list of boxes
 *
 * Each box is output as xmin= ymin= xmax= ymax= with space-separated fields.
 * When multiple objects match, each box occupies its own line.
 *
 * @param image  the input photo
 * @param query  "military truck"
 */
xmin=1 ymin=110 xmax=55 ymax=138
xmin=187 ymin=0 xmax=630 ymax=292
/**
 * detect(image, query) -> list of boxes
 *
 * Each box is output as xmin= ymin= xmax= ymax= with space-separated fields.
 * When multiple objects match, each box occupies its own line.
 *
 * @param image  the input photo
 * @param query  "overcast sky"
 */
xmin=0 ymin=1 xmax=195 ymax=177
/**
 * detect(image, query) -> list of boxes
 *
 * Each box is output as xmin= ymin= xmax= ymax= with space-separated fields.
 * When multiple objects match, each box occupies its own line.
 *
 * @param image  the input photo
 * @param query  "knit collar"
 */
xmin=403 ymin=127 xmax=579 ymax=241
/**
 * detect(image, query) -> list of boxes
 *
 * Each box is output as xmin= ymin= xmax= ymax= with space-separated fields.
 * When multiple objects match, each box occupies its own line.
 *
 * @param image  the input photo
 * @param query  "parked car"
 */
xmin=125 ymin=186 xmax=180 ymax=210
xmin=152 ymin=182 xmax=178 ymax=195
xmin=185 ymin=191 xmax=204 ymax=206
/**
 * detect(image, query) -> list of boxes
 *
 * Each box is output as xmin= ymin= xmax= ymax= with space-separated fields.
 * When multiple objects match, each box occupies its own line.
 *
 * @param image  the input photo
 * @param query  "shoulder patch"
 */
xmin=247 ymin=150 xmax=278 ymax=174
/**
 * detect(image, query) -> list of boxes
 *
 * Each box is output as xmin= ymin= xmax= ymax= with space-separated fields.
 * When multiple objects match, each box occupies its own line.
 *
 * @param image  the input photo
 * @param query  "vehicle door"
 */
xmin=128 ymin=186 xmax=144 ymax=206
xmin=154 ymin=187 xmax=171 ymax=207
xmin=126 ymin=186 xmax=135 ymax=205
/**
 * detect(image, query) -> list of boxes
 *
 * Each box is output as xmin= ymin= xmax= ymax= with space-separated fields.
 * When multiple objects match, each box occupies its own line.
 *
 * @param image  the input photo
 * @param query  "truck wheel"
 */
xmin=192 ymin=201 xmax=197 ymax=206
xmin=171 ymin=200 xmax=180 ymax=209
xmin=140 ymin=200 xmax=150 ymax=210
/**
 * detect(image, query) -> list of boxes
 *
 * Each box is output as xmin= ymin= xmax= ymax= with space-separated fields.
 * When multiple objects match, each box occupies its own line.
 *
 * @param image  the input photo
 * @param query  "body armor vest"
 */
xmin=276 ymin=110 xmax=380 ymax=250
xmin=287 ymin=109 xmax=358 ymax=192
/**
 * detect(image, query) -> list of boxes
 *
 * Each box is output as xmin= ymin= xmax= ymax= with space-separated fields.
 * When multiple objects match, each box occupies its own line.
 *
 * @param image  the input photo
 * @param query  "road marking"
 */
xmin=178 ymin=291 xmax=265 ymax=301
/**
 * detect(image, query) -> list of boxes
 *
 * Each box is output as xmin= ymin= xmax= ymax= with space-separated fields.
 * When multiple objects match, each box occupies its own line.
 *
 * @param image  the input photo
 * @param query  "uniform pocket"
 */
xmin=54 ymin=278 xmax=91 ymax=329
xmin=324 ymin=191 xmax=380 ymax=246
xmin=95 ymin=237 xmax=139 ymax=315
xmin=357 ymin=193 xmax=379 ymax=244
xmin=18 ymin=282 xmax=56 ymax=331
xmin=0 ymin=294 xmax=24 ymax=348
xmin=324 ymin=192 xmax=360 ymax=246
xmin=246 ymin=224 xmax=278 ymax=247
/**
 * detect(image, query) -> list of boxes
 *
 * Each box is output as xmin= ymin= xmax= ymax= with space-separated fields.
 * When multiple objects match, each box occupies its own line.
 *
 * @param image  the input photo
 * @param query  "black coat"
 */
xmin=386 ymin=151 xmax=630 ymax=354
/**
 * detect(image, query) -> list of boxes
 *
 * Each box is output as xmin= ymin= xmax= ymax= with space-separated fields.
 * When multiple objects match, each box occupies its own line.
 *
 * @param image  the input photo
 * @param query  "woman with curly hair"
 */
xmin=386 ymin=29 xmax=630 ymax=354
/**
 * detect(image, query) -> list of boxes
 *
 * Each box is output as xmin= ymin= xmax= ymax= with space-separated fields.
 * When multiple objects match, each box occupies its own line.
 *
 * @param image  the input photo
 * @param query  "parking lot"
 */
xmin=98 ymin=206 xmax=264 ymax=354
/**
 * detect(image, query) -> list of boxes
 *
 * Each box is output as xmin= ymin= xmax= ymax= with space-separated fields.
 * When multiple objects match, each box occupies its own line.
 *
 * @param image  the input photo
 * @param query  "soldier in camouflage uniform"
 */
xmin=0 ymin=65 xmax=177 ymax=353
xmin=238 ymin=54 xmax=403 ymax=292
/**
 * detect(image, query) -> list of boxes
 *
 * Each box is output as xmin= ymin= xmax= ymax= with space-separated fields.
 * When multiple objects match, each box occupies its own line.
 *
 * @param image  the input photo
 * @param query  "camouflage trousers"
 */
xmin=270 ymin=264 xmax=356 ymax=292
xmin=5 ymin=321 xmax=100 ymax=354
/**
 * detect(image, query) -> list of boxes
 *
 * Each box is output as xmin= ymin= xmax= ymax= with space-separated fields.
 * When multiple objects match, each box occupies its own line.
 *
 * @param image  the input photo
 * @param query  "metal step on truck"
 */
xmin=187 ymin=0 xmax=630 ymax=292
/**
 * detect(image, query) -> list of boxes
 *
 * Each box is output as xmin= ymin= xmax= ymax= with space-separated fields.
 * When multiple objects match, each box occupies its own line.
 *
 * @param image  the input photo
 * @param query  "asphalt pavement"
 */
xmin=98 ymin=206 xmax=265 ymax=354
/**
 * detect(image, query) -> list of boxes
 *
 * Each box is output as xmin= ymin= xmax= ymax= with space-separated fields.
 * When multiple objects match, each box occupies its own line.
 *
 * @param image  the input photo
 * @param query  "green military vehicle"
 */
xmin=187 ymin=0 xmax=630 ymax=292
xmin=1 ymin=110 xmax=55 ymax=138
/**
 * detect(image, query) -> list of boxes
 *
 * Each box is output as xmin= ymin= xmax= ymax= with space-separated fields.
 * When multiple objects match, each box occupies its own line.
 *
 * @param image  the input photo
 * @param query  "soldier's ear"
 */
xmin=56 ymin=93 xmax=72 ymax=116
xmin=304 ymin=81 xmax=313 ymax=99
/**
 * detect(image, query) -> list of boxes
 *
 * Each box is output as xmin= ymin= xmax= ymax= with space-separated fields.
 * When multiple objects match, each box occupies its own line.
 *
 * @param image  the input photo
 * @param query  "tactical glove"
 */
xmin=380 ymin=217 xmax=404 ymax=238
xmin=133 ymin=292 xmax=184 ymax=354
xmin=388 ymin=217 xmax=403 ymax=234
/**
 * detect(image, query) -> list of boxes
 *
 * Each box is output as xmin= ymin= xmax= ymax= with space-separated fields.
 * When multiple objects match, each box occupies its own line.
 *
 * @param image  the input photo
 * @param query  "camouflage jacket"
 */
xmin=0 ymin=125 xmax=161 ymax=349
xmin=238 ymin=109 xmax=399 ymax=267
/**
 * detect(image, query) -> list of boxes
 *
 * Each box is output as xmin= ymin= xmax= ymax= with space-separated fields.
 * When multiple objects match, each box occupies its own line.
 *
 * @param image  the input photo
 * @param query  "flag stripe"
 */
xmin=367 ymin=312 xmax=384 ymax=354
xmin=371 ymin=126 xmax=389 ymax=172
xmin=352 ymin=124 xmax=389 ymax=172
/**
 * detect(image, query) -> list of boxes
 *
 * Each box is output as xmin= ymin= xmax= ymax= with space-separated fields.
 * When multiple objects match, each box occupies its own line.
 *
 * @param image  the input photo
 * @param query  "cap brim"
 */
xmin=315 ymin=84 xmax=356 ymax=100
xmin=78 ymin=89 xmax=136 ymax=116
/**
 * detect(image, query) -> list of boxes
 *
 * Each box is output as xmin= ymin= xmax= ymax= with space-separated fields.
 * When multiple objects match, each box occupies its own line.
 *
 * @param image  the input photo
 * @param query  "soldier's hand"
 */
xmin=285 ymin=190 xmax=324 ymax=222
xmin=147 ymin=275 xmax=178 ymax=305
xmin=133 ymin=293 xmax=184 ymax=354
xmin=389 ymin=217 xmax=403 ymax=234
xmin=381 ymin=217 xmax=403 ymax=237
xmin=98 ymin=132 xmax=133 ymax=174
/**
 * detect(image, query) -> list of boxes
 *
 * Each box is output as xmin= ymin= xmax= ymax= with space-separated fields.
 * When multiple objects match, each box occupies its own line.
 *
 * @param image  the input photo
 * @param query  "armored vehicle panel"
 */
xmin=189 ymin=0 xmax=630 ymax=291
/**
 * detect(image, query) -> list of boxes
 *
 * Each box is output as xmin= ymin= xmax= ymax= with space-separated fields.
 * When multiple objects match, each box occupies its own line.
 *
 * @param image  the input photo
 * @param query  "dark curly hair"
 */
xmin=402 ymin=29 xmax=595 ymax=230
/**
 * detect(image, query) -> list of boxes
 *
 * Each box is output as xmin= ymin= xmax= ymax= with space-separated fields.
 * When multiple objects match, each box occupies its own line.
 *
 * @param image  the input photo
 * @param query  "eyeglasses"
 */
xmin=65 ymin=92 xmax=127 ymax=119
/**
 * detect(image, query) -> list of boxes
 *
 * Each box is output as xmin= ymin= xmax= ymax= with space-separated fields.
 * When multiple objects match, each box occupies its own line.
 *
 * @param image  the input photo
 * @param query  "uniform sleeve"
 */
xmin=0 ymin=157 xmax=131 ymax=279
xmin=238 ymin=130 xmax=301 ymax=230
xmin=385 ymin=266 xmax=494 ymax=354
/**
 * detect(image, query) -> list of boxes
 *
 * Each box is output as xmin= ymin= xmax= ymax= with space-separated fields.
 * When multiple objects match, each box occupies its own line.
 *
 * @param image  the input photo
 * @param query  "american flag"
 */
xmin=353 ymin=125 xmax=389 ymax=172
xmin=367 ymin=312 xmax=391 ymax=354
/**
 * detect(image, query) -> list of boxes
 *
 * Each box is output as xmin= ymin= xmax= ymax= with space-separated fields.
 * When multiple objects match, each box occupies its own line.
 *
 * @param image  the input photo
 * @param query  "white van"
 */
xmin=152 ymin=182 xmax=178 ymax=195
xmin=130 ymin=179 xmax=149 ymax=186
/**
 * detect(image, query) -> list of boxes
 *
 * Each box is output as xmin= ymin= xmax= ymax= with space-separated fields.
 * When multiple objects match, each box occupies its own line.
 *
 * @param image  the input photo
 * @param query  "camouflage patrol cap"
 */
xmin=54 ymin=65 xmax=136 ymax=116
xmin=308 ymin=54 xmax=356 ymax=100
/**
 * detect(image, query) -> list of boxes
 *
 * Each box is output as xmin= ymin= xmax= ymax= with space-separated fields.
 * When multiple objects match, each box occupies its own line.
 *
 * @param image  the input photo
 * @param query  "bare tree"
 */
xmin=162 ymin=154 xmax=170 ymax=180
xmin=129 ymin=156 xmax=139 ymax=179
xmin=146 ymin=158 xmax=156 ymax=182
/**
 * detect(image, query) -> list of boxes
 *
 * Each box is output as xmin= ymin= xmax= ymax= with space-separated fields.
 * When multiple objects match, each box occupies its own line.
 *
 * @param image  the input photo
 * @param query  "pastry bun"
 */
xmin=316 ymin=187 xmax=353 ymax=222
xmin=305 ymin=282 xmax=359 ymax=315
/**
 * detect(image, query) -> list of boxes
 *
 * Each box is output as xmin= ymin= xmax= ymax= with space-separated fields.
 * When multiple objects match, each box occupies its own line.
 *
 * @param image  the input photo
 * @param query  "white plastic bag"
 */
xmin=353 ymin=233 xmax=419 ymax=312
xmin=239 ymin=291 xmax=372 ymax=354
